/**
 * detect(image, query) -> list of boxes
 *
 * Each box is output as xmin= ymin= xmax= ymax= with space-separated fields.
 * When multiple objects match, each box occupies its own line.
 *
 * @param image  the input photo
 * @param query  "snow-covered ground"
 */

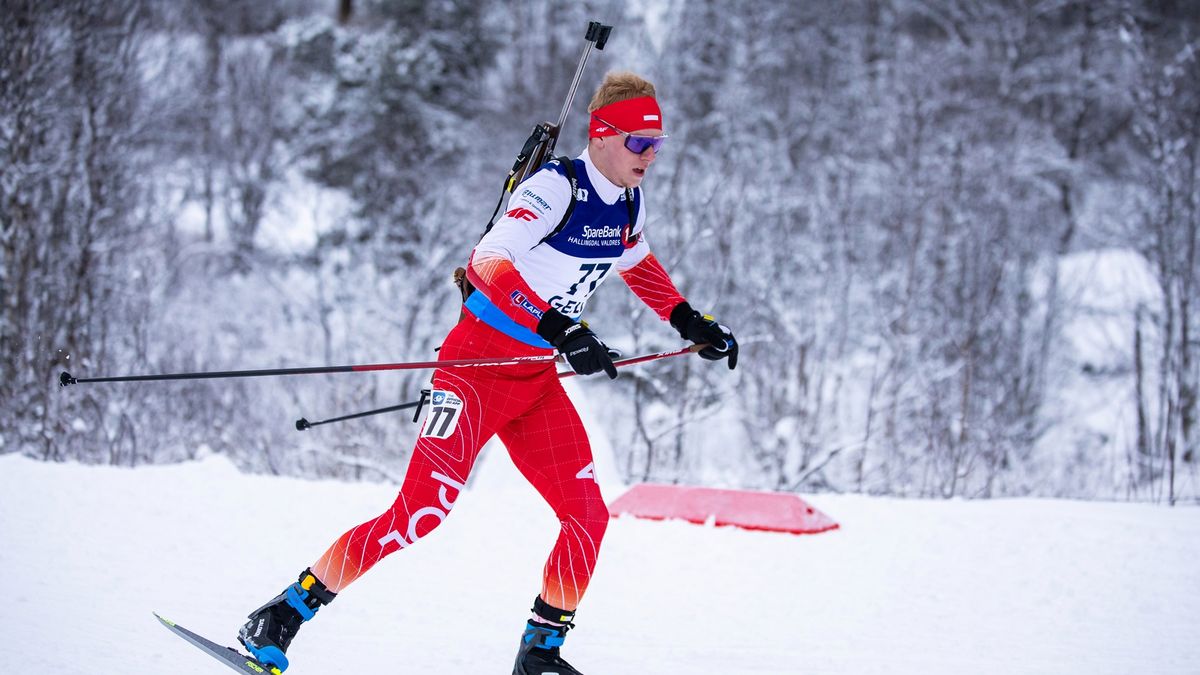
xmin=1 ymin=452 xmax=1197 ymax=675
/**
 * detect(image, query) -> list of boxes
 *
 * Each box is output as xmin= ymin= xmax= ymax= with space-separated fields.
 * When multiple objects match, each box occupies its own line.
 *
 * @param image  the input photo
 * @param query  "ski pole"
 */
xmin=558 ymin=343 xmax=705 ymax=380
xmin=60 ymin=340 xmax=705 ymax=388
xmin=293 ymin=344 xmax=707 ymax=431
xmin=59 ymin=354 xmax=560 ymax=388
xmin=296 ymin=390 xmax=430 ymax=431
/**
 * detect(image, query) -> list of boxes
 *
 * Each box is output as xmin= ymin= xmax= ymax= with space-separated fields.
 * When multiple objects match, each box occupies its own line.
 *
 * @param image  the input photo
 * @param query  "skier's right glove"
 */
xmin=537 ymin=308 xmax=619 ymax=379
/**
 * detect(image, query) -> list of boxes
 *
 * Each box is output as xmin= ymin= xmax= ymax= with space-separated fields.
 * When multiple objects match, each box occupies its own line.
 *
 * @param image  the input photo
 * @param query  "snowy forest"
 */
xmin=2 ymin=0 xmax=1198 ymax=503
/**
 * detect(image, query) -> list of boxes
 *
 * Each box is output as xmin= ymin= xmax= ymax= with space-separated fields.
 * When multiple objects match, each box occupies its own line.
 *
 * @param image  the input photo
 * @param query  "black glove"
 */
xmin=670 ymin=301 xmax=738 ymax=370
xmin=537 ymin=308 xmax=619 ymax=379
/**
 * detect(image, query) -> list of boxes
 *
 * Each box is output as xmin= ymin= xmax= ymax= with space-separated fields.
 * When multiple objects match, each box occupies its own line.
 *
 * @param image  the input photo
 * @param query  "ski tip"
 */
xmin=152 ymin=611 xmax=176 ymax=628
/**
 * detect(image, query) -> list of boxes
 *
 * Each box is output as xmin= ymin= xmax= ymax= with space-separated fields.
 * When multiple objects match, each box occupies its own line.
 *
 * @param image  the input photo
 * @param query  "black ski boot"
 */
xmin=237 ymin=568 xmax=336 ymax=672
xmin=512 ymin=596 xmax=585 ymax=675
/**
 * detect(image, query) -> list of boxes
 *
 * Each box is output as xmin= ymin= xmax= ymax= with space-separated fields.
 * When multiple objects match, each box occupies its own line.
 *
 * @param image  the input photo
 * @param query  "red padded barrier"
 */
xmin=608 ymin=483 xmax=839 ymax=535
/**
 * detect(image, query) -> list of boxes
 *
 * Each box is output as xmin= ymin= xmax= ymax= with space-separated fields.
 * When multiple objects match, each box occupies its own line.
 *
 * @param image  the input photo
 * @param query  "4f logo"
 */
xmin=420 ymin=390 xmax=464 ymax=439
xmin=505 ymin=207 xmax=539 ymax=222
xmin=576 ymin=462 xmax=597 ymax=483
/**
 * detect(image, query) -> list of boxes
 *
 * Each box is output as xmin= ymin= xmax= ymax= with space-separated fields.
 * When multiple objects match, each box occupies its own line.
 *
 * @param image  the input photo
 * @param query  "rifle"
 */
xmin=498 ymin=21 xmax=612 ymax=201
xmin=456 ymin=20 xmax=613 ymax=304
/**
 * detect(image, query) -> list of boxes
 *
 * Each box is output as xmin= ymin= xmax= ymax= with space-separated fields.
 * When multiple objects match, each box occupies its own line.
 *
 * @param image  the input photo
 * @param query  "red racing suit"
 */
xmin=311 ymin=148 xmax=688 ymax=611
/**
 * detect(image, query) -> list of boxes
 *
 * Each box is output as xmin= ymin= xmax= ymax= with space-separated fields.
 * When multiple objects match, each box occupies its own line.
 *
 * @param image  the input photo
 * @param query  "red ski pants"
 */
xmin=310 ymin=314 xmax=608 ymax=611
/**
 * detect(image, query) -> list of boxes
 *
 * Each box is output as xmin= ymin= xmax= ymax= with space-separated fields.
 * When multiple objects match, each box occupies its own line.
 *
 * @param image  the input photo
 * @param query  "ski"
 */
xmin=153 ymin=612 xmax=283 ymax=675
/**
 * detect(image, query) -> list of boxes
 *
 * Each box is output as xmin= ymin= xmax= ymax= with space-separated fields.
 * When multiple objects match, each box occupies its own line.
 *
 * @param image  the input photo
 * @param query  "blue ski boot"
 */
xmin=512 ymin=596 xmax=585 ymax=675
xmin=237 ymin=568 xmax=336 ymax=672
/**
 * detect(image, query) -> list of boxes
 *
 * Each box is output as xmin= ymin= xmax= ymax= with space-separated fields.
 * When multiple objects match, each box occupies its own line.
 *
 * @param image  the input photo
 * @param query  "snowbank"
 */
xmin=0 ymin=454 xmax=1196 ymax=674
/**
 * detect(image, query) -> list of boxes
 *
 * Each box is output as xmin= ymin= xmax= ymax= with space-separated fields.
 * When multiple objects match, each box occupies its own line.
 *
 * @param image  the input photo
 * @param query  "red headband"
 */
xmin=589 ymin=96 xmax=663 ymax=138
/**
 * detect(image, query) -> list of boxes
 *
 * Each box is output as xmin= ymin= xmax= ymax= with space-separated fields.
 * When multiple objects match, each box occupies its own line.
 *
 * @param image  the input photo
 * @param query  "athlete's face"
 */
xmin=591 ymin=127 xmax=662 ymax=189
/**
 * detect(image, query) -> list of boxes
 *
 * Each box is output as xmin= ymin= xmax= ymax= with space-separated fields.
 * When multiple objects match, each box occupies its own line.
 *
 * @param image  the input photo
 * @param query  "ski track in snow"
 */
xmin=1 ymin=453 xmax=1197 ymax=675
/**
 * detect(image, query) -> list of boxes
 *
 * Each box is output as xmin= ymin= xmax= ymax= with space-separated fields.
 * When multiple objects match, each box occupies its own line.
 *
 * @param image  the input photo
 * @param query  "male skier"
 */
xmin=236 ymin=71 xmax=738 ymax=675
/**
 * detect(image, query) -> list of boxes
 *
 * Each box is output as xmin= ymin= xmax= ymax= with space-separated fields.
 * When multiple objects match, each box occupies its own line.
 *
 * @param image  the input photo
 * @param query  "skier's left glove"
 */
xmin=670 ymin=301 xmax=738 ymax=370
xmin=537 ymin=308 xmax=619 ymax=379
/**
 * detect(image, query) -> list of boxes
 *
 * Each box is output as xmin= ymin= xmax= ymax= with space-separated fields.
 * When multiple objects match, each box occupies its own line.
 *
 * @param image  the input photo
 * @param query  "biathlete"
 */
xmin=236 ymin=71 xmax=738 ymax=675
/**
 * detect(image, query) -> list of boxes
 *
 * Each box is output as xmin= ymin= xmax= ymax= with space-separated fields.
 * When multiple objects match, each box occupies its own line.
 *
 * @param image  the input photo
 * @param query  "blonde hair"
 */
xmin=588 ymin=71 xmax=657 ymax=112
